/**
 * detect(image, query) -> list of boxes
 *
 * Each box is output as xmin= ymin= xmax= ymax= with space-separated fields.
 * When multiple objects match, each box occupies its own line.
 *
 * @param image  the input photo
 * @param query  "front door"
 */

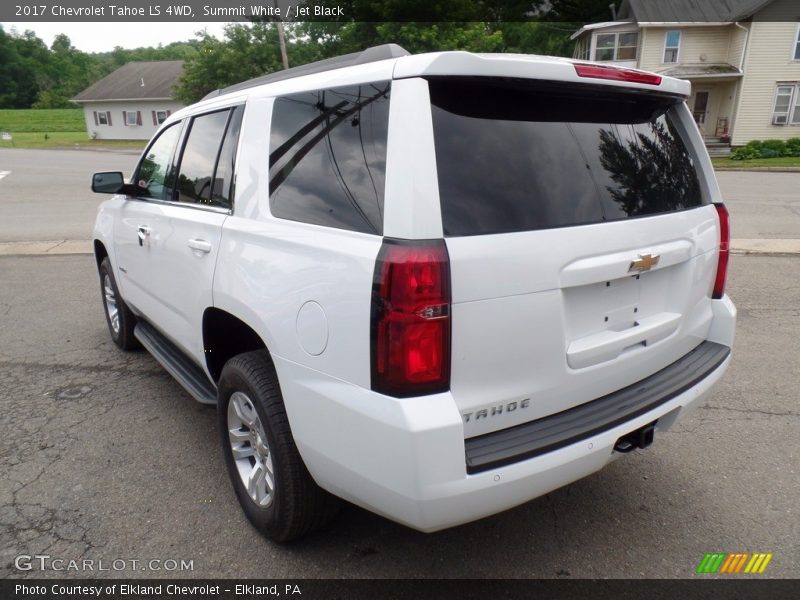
xmin=113 ymin=121 xmax=183 ymax=324
xmin=692 ymin=90 xmax=710 ymax=133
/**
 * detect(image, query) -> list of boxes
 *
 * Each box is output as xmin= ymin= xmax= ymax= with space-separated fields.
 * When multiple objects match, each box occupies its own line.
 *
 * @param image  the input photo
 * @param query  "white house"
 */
xmin=72 ymin=61 xmax=185 ymax=140
xmin=572 ymin=0 xmax=800 ymax=148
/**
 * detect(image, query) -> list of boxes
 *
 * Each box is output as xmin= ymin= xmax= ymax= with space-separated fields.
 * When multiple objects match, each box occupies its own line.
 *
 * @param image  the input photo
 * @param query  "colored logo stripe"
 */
xmin=697 ymin=553 xmax=726 ymax=573
xmin=744 ymin=553 xmax=773 ymax=574
xmin=697 ymin=552 xmax=773 ymax=574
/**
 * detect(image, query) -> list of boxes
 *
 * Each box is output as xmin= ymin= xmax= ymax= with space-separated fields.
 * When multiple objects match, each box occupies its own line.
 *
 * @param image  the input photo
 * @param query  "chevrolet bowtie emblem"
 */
xmin=629 ymin=253 xmax=660 ymax=273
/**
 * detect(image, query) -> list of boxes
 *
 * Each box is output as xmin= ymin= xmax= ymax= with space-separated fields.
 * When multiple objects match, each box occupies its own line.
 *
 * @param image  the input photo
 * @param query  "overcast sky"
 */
xmin=1 ymin=22 xmax=233 ymax=52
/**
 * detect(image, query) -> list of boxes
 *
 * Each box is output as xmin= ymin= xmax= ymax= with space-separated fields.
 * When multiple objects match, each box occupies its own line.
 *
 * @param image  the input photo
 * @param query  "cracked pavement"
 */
xmin=0 ymin=254 xmax=797 ymax=579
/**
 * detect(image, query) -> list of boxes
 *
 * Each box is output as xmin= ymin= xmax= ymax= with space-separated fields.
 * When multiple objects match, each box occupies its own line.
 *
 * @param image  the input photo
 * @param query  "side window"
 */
xmin=664 ymin=31 xmax=681 ymax=63
xmin=136 ymin=123 xmax=181 ymax=200
xmin=794 ymin=26 xmax=800 ymax=61
xmin=175 ymin=109 xmax=231 ymax=206
xmin=595 ymin=33 xmax=616 ymax=61
xmin=772 ymin=85 xmax=794 ymax=125
xmin=211 ymin=106 xmax=243 ymax=208
xmin=268 ymin=82 xmax=391 ymax=234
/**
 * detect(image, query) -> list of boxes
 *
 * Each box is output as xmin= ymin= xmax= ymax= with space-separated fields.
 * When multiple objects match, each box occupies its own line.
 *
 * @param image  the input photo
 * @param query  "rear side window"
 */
xmin=269 ymin=82 xmax=391 ymax=234
xmin=429 ymin=78 xmax=705 ymax=237
xmin=176 ymin=109 xmax=234 ymax=208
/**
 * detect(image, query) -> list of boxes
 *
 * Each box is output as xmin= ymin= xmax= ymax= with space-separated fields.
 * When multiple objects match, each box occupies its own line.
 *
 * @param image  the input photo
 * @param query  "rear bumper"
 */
xmin=465 ymin=341 xmax=729 ymax=473
xmin=275 ymin=301 xmax=734 ymax=533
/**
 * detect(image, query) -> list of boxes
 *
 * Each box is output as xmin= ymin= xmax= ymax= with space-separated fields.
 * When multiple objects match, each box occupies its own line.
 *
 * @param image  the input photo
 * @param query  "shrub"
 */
xmin=730 ymin=146 xmax=759 ymax=160
xmin=731 ymin=138 xmax=800 ymax=159
xmin=759 ymin=148 xmax=781 ymax=158
xmin=785 ymin=138 xmax=800 ymax=157
xmin=760 ymin=139 xmax=789 ymax=156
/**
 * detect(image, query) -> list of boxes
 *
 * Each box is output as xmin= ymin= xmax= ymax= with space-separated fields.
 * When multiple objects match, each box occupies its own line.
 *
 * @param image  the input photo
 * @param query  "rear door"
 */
xmin=426 ymin=78 xmax=720 ymax=438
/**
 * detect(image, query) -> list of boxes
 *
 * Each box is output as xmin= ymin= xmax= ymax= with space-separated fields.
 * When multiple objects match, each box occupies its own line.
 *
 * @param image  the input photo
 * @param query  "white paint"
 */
xmin=0 ymin=171 xmax=10 ymax=181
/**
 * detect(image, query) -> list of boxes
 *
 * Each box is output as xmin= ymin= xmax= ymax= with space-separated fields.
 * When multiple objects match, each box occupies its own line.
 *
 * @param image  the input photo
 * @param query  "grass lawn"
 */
xmin=0 ymin=131 xmax=145 ymax=150
xmin=712 ymin=156 xmax=800 ymax=169
xmin=0 ymin=109 xmax=145 ymax=151
xmin=0 ymin=108 xmax=85 ymax=132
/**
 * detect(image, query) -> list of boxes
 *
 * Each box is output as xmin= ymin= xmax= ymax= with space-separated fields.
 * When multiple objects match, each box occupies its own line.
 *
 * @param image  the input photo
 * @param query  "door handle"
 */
xmin=137 ymin=226 xmax=151 ymax=246
xmin=188 ymin=238 xmax=212 ymax=254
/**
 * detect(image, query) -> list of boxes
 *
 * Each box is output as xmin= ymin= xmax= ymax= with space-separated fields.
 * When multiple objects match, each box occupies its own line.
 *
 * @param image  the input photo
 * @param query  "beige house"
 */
xmin=73 ymin=61 xmax=185 ymax=140
xmin=572 ymin=0 xmax=800 ymax=150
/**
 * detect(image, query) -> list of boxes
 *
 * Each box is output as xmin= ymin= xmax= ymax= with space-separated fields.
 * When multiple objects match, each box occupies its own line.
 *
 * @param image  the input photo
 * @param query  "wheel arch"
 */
xmin=93 ymin=239 xmax=108 ymax=271
xmin=202 ymin=307 xmax=270 ymax=382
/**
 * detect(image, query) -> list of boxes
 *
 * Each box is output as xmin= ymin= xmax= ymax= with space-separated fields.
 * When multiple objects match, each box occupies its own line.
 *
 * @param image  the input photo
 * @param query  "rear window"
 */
xmin=429 ymin=78 xmax=706 ymax=237
xmin=269 ymin=82 xmax=391 ymax=235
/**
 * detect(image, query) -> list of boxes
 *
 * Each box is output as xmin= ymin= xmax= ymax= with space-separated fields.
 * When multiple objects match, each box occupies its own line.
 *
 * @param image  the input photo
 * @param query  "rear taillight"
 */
xmin=713 ymin=203 xmax=730 ymax=299
xmin=574 ymin=63 xmax=663 ymax=86
xmin=371 ymin=239 xmax=451 ymax=397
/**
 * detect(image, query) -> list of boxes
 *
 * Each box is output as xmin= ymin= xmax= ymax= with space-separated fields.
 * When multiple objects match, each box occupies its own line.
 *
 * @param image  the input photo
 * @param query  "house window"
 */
xmin=126 ymin=111 xmax=138 ymax=126
xmin=156 ymin=111 xmax=168 ymax=125
xmin=772 ymin=84 xmax=800 ymax=125
xmin=794 ymin=25 xmax=800 ymax=60
xmin=97 ymin=112 xmax=108 ymax=125
xmin=594 ymin=32 xmax=638 ymax=61
xmin=664 ymin=31 xmax=681 ymax=63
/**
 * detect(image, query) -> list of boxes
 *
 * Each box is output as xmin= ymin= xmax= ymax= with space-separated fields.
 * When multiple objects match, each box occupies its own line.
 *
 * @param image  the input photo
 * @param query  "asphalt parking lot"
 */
xmin=0 ymin=148 xmax=798 ymax=579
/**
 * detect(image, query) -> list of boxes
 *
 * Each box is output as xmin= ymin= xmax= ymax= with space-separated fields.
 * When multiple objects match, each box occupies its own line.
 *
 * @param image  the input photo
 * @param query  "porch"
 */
xmin=657 ymin=66 xmax=742 ymax=157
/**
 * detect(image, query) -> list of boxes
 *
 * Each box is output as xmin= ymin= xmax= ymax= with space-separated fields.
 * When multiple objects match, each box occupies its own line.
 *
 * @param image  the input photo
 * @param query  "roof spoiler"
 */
xmin=202 ymin=43 xmax=410 ymax=100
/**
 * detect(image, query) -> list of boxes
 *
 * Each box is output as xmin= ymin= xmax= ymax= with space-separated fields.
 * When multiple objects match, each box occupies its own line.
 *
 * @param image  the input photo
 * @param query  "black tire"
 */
xmin=98 ymin=257 xmax=140 ymax=350
xmin=217 ymin=350 xmax=341 ymax=542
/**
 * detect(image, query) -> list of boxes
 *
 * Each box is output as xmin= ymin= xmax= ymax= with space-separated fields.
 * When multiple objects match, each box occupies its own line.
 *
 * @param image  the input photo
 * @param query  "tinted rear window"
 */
xmin=429 ymin=78 xmax=705 ymax=237
xmin=269 ymin=82 xmax=391 ymax=235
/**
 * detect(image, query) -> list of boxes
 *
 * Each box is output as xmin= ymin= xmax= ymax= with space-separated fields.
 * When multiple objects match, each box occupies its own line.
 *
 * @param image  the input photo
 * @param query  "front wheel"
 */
xmin=98 ymin=257 xmax=139 ymax=350
xmin=217 ymin=350 xmax=340 ymax=542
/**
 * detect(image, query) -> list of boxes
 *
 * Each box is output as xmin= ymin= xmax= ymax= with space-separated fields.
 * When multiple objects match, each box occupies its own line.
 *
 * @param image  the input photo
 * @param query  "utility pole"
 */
xmin=273 ymin=0 xmax=289 ymax=69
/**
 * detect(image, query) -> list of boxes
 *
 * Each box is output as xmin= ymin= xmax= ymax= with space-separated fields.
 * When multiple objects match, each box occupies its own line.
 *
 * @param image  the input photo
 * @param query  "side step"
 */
xmin=134 ymin=321 xmax=217 ymax=405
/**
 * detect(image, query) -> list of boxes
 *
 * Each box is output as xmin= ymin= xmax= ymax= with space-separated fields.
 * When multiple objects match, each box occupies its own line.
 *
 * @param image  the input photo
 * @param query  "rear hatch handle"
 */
xmin=567 ymin=312 xmax=681 ymax=369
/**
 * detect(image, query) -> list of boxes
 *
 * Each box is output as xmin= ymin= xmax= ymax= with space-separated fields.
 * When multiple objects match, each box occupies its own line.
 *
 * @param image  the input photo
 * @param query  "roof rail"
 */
xmin=202 ymin=43 xmax=410 ymax=100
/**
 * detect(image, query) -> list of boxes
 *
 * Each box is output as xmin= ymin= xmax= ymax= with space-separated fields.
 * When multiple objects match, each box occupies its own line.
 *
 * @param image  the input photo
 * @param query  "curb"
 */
xmin=0 ymin=240 xmax=93 ymax=256
xmin=714 ymin=167 xmax=800 ymax=172
xmin=2 ymin=239 xmax=799 ymax=257
xmin=730 ymin=239 xmax=800 ymax=255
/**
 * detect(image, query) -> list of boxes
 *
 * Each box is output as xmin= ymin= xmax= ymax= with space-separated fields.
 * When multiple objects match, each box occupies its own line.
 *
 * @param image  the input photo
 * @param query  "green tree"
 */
xmin=0 ymin=28 xmax=49 ymax=108
xmin=174 ymin=23 xmax=287 ymax=102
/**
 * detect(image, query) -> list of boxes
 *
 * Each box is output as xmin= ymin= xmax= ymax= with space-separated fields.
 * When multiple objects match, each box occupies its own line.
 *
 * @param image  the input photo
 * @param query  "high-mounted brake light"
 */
xmin=371 ymin=239 xmax=451 ymax=397
xmin=574 ymin=64 xmax=662 ymax=86
xmin=712 ymin=203 xmax=730 ymax=299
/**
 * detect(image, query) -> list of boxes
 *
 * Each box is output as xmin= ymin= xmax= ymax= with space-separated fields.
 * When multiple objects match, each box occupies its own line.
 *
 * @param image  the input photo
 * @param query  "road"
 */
xmin=0 ymin=148 xmax=139 ymax=242
xmin=1 ymin=148 xmax=800 ymax=243
xmin=0 ymin=254 xmax=797 ymax=579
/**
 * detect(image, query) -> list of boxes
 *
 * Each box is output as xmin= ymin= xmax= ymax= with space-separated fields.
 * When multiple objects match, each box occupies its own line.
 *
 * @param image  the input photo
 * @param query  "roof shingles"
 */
xmin=620 ymin=0 xmax=774 ymax=22
xmin=73 ymin=60 xmax=184 ymax=102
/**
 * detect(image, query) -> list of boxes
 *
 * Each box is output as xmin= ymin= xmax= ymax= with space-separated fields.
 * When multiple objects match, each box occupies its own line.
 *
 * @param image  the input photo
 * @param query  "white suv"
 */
xmin=91 ymin=45 xmax=736 ymax=541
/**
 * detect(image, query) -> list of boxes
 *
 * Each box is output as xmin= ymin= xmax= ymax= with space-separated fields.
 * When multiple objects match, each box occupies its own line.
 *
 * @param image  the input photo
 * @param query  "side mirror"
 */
xmin=92 ymin=171 xmax=125 ymax=194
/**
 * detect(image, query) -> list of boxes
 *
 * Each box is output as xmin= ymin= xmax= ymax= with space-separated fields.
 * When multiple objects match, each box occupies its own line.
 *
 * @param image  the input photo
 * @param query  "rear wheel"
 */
xmin=217 ymin=350 xmax=340 ymax=542
xmin=99 ymin=257 xmax=139 ymax=350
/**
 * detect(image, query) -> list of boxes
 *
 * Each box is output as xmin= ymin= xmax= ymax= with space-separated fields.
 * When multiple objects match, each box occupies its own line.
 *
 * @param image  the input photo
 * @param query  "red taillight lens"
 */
xmin=371 ymin=239 xmax=451 ymax=397
xmin=574 ymin=63 xmax=662 ymax=86
xmin=713 ymin=203 xmax=730 ymax=299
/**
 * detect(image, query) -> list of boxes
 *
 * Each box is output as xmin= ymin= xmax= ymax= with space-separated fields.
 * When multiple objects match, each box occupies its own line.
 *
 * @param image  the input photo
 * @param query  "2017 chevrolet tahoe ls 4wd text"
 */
xmin=91 ymin=45 xmax=736 ymax=541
